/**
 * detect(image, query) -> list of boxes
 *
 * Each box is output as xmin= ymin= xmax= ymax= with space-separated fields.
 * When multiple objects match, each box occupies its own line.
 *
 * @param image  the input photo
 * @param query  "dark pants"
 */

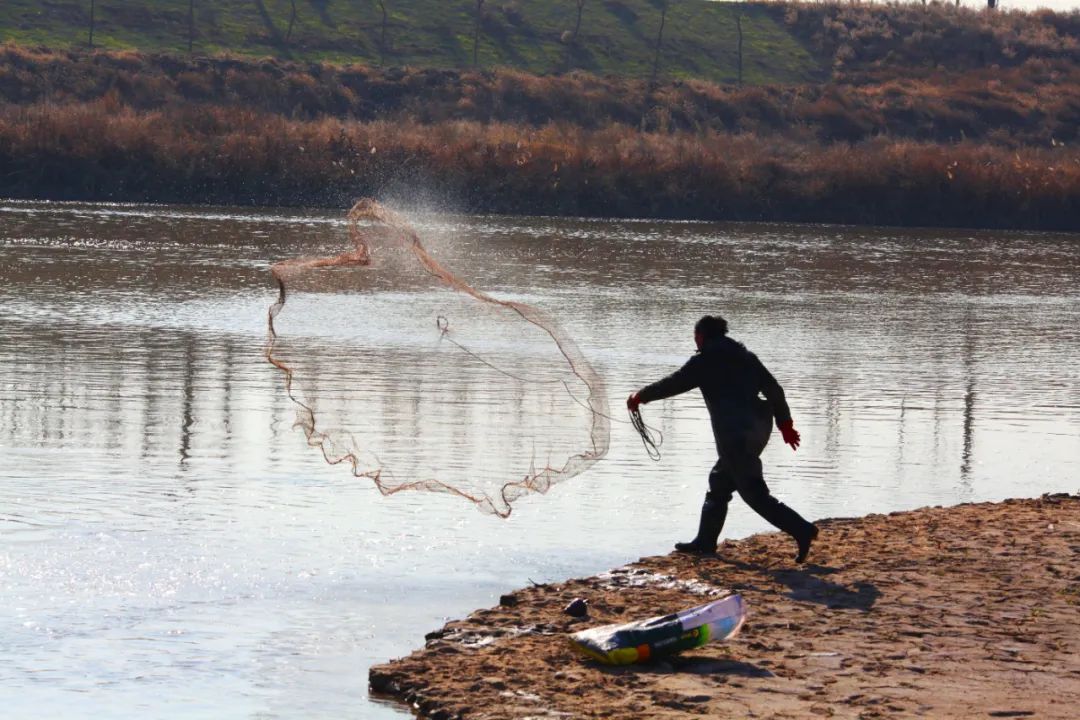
xmin=701 ymin=429 xmax=814 ymax=542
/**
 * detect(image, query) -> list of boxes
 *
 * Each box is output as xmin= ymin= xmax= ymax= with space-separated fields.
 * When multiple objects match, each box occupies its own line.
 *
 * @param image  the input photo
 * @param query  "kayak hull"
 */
xmin=569 ymin=594 xmax=747 ymax=666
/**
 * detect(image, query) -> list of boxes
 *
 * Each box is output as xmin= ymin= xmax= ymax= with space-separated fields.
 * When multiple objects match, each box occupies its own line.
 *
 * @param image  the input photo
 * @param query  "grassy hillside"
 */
xmin=0 ymin=0 xmax=822 ymax=84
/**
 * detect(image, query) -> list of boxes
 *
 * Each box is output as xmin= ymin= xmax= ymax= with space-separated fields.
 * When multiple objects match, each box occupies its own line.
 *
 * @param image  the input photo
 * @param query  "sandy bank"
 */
xmin=370 ymin=495 xmax=1080 ymax=719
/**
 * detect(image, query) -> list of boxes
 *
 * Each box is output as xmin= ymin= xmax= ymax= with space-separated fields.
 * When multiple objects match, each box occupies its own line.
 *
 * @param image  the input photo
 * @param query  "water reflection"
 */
xmin=0 ymin=200 xmax=1078 ymax=718
xmin=960 ymin=316 xmax=977 ymax=489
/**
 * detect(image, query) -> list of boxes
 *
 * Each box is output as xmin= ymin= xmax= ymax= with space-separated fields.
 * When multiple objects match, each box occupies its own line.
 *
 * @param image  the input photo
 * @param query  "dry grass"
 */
xmin=3 ymin=44 xmax=1078 ymax=146
xmin=775 ymin=2 xmax=1080 ymax=78
xmin=2 ymin=100 xmax=1077 ymax=229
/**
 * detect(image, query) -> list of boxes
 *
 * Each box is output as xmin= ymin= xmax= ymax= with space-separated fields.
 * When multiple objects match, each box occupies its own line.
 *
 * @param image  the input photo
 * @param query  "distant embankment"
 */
xmin=3 ymin=1 xmax=1080 ymax=230
xmin=0 ymin=0 xmax=821 ymax=85
xmin=3 ymin=44 xmax=1079 ymax=145
xmin=4 ymin=1 xmax=1079 ymax=83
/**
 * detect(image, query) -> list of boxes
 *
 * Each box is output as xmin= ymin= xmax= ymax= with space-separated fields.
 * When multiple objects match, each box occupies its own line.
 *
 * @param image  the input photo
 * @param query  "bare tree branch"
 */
xmin=650 ymin=1 xmax=669 ymax=88
xmin=736 ymin=8 xmax=743 ymax=87
xmin=188 ymin=0 xmax=195 ymax=53
xmin=572 ymin=0 xmax=587 ymax=45
xmin=473 ymin=0 xmax=486 ymax=67
xmin=286 ymin=0 xmax=297 ymax=44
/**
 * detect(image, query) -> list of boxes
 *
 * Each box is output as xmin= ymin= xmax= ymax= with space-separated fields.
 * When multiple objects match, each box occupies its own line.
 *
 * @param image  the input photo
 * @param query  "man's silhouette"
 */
xmin=628 ymin=315 xmax=818 ymax=563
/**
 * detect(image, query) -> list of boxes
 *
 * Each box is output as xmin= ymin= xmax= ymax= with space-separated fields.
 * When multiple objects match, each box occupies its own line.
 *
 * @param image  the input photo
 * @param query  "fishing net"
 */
xmin=266 ymin=200 xmax=610 ymax=516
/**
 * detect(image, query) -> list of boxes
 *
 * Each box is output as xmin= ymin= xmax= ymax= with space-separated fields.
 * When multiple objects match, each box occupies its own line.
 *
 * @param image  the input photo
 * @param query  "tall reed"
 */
xmin=2 ymin=101 xmax=1076 ymax=229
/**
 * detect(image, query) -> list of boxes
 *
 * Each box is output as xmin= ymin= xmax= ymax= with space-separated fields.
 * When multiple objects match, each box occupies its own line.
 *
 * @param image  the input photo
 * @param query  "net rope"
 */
xmin=265 ymin=199 xmax=611 ymax=517
xmin=629 ymin=407 xmax=663 ymax=461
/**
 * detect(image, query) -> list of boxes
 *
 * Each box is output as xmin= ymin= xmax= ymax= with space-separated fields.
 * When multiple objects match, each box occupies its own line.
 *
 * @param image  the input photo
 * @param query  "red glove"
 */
xmin=627 ymin=392 xmax=642 ymax=412
xmin=778 ymin=419 xmax=800 ymax=451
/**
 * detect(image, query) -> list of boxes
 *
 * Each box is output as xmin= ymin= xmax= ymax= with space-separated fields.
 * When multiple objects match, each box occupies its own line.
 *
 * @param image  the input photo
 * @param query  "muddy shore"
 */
xmin=370 ymin=495 xmax=1080 ymax=719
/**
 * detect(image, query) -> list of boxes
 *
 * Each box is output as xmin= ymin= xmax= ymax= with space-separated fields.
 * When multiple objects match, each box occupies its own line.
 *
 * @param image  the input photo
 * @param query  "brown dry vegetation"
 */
xmin=775 ymin=2 xmax=1080 ymax=78
xmin=3 ymin=43 xmax=1079 ymax=145
xmin=3 ymin=99 xmax=1077 ymax=229
xmin=3 ymin=2 xmax=1080 ymax=229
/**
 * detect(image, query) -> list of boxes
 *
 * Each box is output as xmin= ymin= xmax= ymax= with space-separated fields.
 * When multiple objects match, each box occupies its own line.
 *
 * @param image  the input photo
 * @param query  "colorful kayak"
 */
xmin=569 ymin=594 xmax=747 ymax=665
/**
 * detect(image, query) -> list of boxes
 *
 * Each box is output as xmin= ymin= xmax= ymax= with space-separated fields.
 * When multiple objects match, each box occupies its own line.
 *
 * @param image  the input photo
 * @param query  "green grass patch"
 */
xmin=0 ymin=0 xmax=823 ymax=84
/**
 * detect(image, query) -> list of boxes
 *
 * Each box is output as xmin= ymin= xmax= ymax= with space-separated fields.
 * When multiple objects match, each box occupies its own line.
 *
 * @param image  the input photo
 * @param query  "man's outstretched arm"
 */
xmin=627 ymin=356 xmax=703 ymax=411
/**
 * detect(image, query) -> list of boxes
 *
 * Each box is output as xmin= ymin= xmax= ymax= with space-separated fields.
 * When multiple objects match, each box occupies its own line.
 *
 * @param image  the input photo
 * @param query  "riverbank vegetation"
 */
xmin=5 ymin=98 xmax=1076 ymax=229
xmin=2 ymin=2 xmax=1080 ymax=229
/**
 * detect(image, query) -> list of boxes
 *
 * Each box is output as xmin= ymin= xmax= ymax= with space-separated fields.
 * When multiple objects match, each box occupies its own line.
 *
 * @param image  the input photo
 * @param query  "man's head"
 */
xmin=694 ymin=315 xmax=728 ymax=350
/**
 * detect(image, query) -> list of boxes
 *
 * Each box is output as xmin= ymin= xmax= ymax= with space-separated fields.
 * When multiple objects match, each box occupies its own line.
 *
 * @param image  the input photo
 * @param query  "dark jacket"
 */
xmin=638 ymin=336 xmax=792 ymax=444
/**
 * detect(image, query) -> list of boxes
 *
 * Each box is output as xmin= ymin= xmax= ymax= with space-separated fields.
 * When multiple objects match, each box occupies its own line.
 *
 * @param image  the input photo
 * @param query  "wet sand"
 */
xmin=370 ymin=495 xmax=1080 ymax=719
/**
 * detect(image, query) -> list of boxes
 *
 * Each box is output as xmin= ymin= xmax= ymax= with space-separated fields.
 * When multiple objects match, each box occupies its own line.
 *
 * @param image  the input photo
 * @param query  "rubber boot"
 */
xmin=674 ymin=497 xmax=726 ymax=554
xmin=795 ymin=524 xmax=819 ymax=564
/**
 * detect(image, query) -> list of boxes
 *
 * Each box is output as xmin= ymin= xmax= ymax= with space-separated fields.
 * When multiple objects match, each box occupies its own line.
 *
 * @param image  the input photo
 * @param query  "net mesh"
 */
xmin=266 ymin=200 xmax=610 ymax=516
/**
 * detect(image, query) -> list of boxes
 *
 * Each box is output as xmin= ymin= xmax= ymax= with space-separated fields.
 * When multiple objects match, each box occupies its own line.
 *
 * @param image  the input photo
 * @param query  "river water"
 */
xmin=1 ymin=200 xmax=1077 ymax=718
